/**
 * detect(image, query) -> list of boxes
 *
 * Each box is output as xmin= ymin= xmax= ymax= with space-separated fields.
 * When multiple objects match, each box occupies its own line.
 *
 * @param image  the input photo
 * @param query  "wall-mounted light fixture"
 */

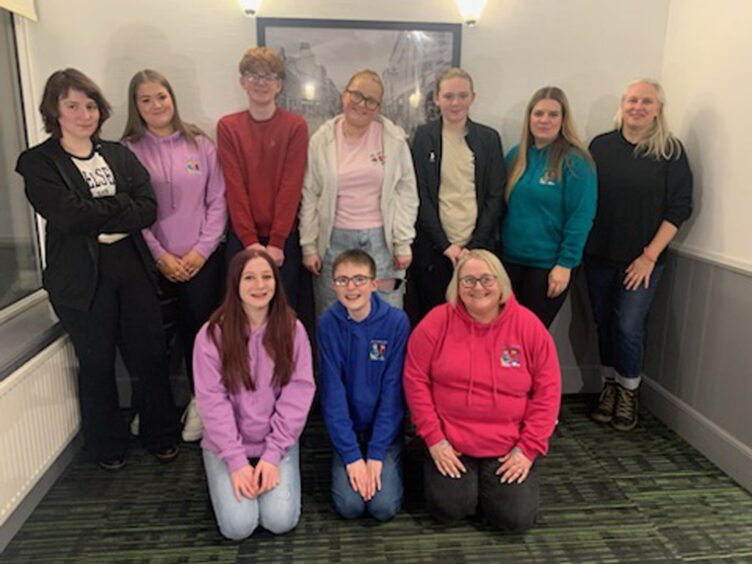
xmin=238 ymin=0 xmax=262 ymax=17
xmin=455 ymin=0 xmax=487 ymax=27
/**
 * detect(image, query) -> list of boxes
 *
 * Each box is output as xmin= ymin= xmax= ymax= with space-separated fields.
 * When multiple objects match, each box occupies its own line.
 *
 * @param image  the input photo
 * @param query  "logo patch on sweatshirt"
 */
xmin=538 ymin=171 xmax=556 ymax=186
xmin=369 ymin=340 xmax=387 ymax=361
xmin=500 ymin=347 xmax=521 ymax=367
xmin=185 ymin=159 xmax=201 ymax=174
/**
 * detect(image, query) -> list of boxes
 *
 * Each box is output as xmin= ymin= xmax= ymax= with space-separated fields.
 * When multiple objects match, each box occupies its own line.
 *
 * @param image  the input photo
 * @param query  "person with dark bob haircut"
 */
xmin=16 ymin=68 xmax=181 ymax=471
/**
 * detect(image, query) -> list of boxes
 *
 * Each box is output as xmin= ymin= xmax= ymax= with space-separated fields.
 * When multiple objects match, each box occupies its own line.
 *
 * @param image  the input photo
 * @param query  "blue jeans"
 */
xmin=202 ymin=444 xmax=301 ymax=540
xmin=314 ymin=226 xmax=405 ymax=318
xmin=585 ymin=259 xmax=665 ymax=385
xmin=330 ymin=440 xmax=403 ymax=521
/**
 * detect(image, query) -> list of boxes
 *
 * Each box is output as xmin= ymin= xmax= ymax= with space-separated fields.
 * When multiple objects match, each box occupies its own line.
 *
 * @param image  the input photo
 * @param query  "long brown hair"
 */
xmin=207 ymin=249 xmax=296 ymax=394
xmin=506 ymin=86 xmax=592 ymax=200
xmin=121 ymin=69 xmax=205 ymax=145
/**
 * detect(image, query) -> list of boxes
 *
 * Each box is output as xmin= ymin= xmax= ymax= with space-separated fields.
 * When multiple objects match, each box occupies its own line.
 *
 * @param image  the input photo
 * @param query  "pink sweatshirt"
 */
xmin=193 ymin=320 xmax=316 ymax=471
xmin=124 ymin=131 xmax=227 ymax=260
xmin=403 ymin=296 xmax=561 ymax=461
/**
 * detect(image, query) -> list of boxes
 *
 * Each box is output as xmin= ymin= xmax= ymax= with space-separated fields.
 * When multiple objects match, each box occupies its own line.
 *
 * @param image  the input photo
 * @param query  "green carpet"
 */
xmin=4 ymin=396 xmax=752 ymax=563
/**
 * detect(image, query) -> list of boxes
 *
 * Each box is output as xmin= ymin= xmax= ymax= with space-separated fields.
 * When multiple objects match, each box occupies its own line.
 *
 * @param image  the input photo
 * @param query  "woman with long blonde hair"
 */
xmin=586 ymin=79 xmax=693 ymax=431
xmin=501 ymin=86 xmax=596 ymax=328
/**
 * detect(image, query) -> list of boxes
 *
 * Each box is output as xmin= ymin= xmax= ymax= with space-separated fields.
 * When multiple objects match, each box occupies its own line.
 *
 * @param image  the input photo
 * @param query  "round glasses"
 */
xmin=459 ymin=274 xmax=498 ymax=289
xmin=243 ymin=72 xmax=279 ymax=85
xmin=346 ymin=89 xmax=381 ymax=110
xmin=333 ymin=275 xmax=374 ymax=287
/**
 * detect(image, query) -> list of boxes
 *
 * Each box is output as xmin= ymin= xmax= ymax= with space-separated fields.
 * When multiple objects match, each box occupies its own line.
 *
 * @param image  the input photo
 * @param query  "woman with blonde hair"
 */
xmin=586 ymin=79 xmax=692 ymax=431
xmin=299 ymin=68 xmax=418 ymax=317
xmin=410 ymin=68 xmax=506 ymax=323
xmin=501 ymin=86 xmax=596 ymax=328
xmin=123 ymin=69 xmax=227 ymax=442
xmin=404 ymin=249 xmax=561 ymax=531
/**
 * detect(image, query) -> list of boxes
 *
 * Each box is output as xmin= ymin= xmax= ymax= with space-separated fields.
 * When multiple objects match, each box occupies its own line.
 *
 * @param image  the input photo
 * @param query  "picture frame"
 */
xmin=257 ymin=17 xmax=462 ymax=137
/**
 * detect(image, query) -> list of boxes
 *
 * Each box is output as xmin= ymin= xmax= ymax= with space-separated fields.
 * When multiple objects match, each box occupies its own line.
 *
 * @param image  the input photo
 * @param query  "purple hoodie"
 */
xmin=193 ymin=319 xmax=316 ymax=471
xmin=124 ymin=131 xmax=227 ymax=260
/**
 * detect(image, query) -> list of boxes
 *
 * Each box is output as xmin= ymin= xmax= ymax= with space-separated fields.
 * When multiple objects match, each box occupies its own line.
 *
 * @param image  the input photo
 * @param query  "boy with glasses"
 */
xmin=217 ymin=47 xmax=308 ymax=307
xmin=317 ymin=249 xmax=410 ymax=521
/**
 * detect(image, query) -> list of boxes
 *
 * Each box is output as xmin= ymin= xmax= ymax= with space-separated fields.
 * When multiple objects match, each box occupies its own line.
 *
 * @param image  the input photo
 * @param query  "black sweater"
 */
xmin=16 ymin=137 xmax=158 ymax=311
xmin=410 ymin=118 xmax=506 ymax=266
xmin=586 ymin=130 xmax=693 ymax=265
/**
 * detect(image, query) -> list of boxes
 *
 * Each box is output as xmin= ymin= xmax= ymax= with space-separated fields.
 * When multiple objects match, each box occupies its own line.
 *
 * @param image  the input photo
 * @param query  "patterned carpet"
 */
xmin=4 ymin=396 xmax=752 ymax=563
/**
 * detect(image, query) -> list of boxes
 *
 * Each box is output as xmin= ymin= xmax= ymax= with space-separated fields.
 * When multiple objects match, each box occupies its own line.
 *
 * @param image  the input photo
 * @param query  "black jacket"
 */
xmin=410 ymin=118 xmax=506 ymax=267
xmin=16 ymin=137 xmax=158 ymax=311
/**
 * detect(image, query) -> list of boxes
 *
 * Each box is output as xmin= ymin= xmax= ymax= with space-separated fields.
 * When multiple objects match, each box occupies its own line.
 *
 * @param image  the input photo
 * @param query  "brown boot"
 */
xmin=591 ymin=382 xmax=618 ymax=424
xmin=611 ymin=385 xmax=639 ymax=432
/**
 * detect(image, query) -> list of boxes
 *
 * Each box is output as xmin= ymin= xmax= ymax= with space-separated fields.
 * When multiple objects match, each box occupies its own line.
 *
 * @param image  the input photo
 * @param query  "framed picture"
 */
xmin=257 ymin=18 xmax=461 ymax=137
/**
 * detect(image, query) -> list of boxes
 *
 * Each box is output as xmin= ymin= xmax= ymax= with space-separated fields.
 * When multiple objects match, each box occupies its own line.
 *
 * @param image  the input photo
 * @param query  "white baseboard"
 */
xmin=642 ymin=378 xmax=752 ymax=493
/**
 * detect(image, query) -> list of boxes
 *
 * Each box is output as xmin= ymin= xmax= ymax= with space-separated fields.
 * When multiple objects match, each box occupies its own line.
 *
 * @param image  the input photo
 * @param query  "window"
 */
xmin=0 ymin=10 xmax=42 ymax=311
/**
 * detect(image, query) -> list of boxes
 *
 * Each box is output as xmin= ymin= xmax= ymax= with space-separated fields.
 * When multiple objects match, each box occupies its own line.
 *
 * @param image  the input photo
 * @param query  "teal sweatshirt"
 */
xmin=501 ymin=145 xmax=596 ymax=269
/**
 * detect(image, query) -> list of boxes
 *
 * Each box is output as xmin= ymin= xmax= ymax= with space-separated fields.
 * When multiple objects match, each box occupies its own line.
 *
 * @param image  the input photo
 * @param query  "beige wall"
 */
xmin=17 ymin=0 xmax=669 ymax=147
xmin=661 ymin=0 xmax=752 ymax=271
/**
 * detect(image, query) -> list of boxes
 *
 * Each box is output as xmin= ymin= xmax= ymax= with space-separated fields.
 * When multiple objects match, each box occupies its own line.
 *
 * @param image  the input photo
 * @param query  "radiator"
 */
xmin=0 ymin=337 xmax=79 ymax=526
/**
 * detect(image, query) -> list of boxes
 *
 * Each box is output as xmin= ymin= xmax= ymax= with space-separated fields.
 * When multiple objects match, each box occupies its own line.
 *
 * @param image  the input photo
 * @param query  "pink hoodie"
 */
xmin=403 ymin=295 xmax=561 ymax=462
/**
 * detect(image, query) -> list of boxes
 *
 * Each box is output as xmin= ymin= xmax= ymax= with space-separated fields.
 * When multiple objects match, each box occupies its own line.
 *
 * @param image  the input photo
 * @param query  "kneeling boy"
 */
xmin=318 ymin=249 xmax=410 ymax=521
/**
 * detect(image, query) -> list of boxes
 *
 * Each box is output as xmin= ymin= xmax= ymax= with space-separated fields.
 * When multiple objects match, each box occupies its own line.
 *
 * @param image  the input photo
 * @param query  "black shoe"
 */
xmin=591 ymin=382 xmax=618 ymax=424
xmin=611 ymin=385 xmax=639 ymax=432
xmin=98 ymin=457 xmax=126 ymax=471
xmin=155 ymin=445 xmax=179 ymax=463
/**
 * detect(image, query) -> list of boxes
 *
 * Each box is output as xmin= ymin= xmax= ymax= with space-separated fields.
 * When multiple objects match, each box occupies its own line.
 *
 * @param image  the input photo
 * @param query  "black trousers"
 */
xmin=408 ymin=248 xmax=455 ymax=325
xmin=504 ymin=262 xmax=575 ymax=328
xmin=423 ymin=453 xmax=539 ymax=532
xmin=159 ymin=247 xmax=223 ymax=390
xmin=225 ymin=230 xmax=301 ymax=310
xmin=51 ymin=238 xmax=180 ymax=460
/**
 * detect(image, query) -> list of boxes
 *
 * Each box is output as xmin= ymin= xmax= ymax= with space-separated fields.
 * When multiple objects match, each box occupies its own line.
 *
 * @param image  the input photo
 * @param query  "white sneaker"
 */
xmin=181 ymin=397 xmax=203 ymax=442
xmin=130 ymin=413 xmax=140 ymax=436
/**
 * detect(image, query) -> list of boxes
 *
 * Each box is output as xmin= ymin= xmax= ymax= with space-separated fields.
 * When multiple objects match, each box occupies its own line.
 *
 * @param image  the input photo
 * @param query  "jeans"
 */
xmin=585 ymin=258 xmax=665 ymax=385
xmin=423 ymin=453 xmax=539 ymax=532
xmin=314 ymin=226 xmax=405 ymax=318
xmin=330 ymin=439 xmax=403 ymax=522
xmin=203 ymin=444 xmax=301 ymax=541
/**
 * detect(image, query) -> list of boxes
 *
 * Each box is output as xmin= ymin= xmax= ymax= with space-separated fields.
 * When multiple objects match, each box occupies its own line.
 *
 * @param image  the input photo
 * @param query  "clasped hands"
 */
xmin=156 ymin=249 xmax=206 ymax=282
xmin=429 ymin=440 xmax=532 ymax=484
xmin=230 ymin=460 xmax=280 ymax=501
xmin=346 ymin=458 xmax=383 ymax=502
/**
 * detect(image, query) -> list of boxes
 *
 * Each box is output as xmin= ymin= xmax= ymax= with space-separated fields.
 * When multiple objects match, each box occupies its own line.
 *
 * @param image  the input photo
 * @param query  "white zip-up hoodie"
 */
xmin=298 ymin=115 xmax=418 ymax=258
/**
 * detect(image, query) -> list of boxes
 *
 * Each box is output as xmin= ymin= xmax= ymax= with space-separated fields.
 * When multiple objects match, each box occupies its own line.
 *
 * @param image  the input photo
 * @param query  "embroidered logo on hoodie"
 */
xmin=185 ymin=159 xmax=201 ymax=174
xmin=369 ymin=340 xmax=387 ymax=361
xmin=500 ymin=347 xmax=521 ymax=367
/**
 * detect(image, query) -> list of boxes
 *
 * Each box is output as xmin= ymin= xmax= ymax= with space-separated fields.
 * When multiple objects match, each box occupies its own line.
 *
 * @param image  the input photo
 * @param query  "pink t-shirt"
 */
xmin=334 ymin=119 xmax=384 ymax=229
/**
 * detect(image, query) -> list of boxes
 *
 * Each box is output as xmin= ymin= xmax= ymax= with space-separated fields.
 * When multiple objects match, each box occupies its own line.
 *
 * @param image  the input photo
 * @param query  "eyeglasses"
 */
xmin=459 ymin=274 xmax=498 ymax=289
xmin=346 ymin=89 xmax=381 ymax=110
xmin=243 ymin=72 xmax=279 ymax=85
xmin=333 ymin=275 xmax=374 ymax=287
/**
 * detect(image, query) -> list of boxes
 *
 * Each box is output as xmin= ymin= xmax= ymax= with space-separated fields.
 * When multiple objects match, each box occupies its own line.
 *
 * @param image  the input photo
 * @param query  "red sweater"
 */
xmin=217 ymin=108 xmax=308 ymax=248
xmin=403 ymin=296 xmax=561 ymax=461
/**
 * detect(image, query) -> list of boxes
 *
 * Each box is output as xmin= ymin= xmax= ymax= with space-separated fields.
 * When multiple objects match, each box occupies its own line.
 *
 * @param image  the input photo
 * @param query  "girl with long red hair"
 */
xmin=193 ymin=249 xmax=315 ymax=540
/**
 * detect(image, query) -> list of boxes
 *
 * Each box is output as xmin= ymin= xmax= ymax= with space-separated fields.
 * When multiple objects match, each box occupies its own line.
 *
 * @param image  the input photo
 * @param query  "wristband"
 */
xmin=642 ymin=247 xmax=657 ymax=263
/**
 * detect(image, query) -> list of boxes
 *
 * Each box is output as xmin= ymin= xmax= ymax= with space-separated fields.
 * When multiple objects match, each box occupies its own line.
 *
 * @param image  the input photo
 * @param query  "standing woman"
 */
xmin=16 ymin=68 xmax=180 ymax=469
xmin=410 ymin=67 xmax=506 ymax=323
xmin=123 ymin=69 xmax=227 ymax=442
xmin=501 ymin=87 xmax=597 ymax=328
xmin=299 ymin=69 xmax=419 ymax=317
xmin=194 ymin=249 xmax=315 ymax=540
xmin=586 ymin=79 xmax=692 ymax=431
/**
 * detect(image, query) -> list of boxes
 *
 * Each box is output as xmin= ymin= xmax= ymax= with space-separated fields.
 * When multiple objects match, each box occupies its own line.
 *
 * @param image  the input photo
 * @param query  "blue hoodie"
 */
xmin=318 ymin=293 xmax=410 ymax=464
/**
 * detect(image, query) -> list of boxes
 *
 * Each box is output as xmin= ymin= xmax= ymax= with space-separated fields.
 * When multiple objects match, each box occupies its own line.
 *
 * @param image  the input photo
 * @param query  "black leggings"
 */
xmin=423 ymin=453 xmax=539 ymax=531
xmin=504 ymin=262 xmax=575 ymax=328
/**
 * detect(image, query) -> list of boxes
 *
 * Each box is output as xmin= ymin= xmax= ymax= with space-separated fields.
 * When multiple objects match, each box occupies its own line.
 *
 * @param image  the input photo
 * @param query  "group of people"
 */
xmin=16 ymin=44 xmax=692 ymax=540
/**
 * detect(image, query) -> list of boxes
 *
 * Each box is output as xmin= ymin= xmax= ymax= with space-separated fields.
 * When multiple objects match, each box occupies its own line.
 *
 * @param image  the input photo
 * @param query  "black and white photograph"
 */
xmin=258 ymin=18 xmax=461 ymax=136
